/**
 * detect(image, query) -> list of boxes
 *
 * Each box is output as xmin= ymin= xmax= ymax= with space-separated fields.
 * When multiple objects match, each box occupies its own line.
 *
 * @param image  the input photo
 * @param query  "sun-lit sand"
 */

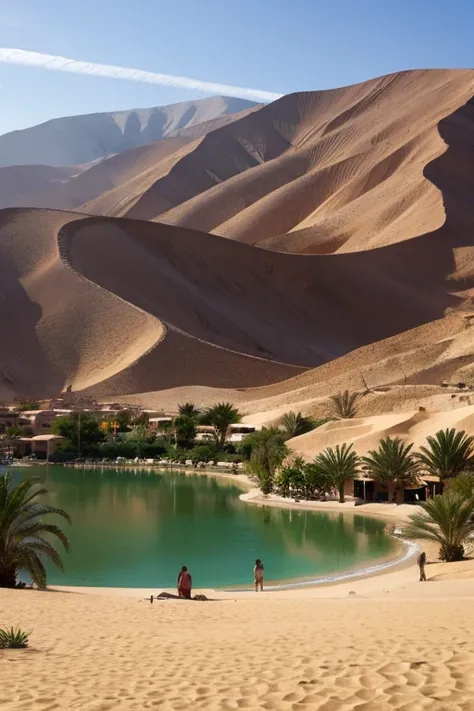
xmin=2 ymin=555 xmax=474 ymax=710
xmin=2 ymin=478 xmax=474 ymax=710
xmin=2 ymin=68 xmax=474 ymax=708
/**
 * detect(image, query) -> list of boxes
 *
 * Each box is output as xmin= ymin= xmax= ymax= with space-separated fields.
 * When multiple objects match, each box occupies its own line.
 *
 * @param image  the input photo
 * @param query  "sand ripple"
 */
xmin=2 ymin=589 xmax=474 ymax=710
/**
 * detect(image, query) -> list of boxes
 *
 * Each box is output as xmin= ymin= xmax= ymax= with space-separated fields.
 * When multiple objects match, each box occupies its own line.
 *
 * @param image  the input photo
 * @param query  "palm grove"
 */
xmin=2 ymin=392 xmax=474 ymax=589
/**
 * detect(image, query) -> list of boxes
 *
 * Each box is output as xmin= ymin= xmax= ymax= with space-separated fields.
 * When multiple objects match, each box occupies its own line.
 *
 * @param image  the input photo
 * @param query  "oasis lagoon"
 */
xmin=15 ymin=466 xmax=399 ymax=588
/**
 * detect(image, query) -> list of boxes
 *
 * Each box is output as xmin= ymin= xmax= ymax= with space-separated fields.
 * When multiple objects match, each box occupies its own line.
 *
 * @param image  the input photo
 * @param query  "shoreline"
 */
xmin=32 ymin=462 xmax=425 ymax=596
xmin=52 ymin=538 xmax=417 ymax=598
xmin=55 ymin=461 xmax=420 ymax=523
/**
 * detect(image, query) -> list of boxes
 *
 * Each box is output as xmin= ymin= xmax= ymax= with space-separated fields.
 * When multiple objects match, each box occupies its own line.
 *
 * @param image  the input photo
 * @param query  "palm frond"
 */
xmin=0 ymin=474 xmax=71 ymax=588
xmin=329 ymin=391 xmax=362 ymax=419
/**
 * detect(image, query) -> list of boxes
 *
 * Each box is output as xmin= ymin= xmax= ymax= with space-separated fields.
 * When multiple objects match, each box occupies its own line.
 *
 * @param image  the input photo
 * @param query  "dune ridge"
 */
xmin=1 ymin=70 xmax=474 ymax=437
xmin=85 ymin=69 xmax=474 ymax=258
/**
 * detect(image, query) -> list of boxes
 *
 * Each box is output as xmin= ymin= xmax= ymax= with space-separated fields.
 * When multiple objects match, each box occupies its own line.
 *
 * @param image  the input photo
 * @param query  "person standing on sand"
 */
xmin=177 ymin=565 xmax=192 ymax=599
xmin=417 ymin=551 xmax=427 ymax=581
xmin=254 ymin=559 xmax=264 ymax=592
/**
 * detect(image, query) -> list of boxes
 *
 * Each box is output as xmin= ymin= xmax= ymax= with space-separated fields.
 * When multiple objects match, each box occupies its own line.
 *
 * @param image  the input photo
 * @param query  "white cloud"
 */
xmin=0 ymin=47 xmax=283 ymax=103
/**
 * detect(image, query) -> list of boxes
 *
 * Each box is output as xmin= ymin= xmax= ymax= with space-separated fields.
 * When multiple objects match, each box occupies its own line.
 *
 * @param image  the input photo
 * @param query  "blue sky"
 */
xmin=0 ymin=0 xmax=473 ymax=135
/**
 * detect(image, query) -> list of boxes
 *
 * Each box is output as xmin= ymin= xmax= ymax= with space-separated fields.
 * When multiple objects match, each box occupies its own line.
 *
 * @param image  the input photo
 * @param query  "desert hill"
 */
xmin=3 ymin=70 xmax=474 ymax=257
xmin=1 ymin=164 xmax=474 ymax=403
xmin=82 ymin=70 xmax=474 ymax=258
xmin=78 ymin=70 xmax=474 ymax=253
xmin=0 ymin=96 xmax=257 ymax=168
xmin=1 ymin=69 xmax=474 ymax=454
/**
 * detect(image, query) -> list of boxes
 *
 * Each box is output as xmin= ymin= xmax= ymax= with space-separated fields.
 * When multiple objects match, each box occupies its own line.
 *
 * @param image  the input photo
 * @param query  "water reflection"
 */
xmin=15 ymin=466 xmax=396 ymax=588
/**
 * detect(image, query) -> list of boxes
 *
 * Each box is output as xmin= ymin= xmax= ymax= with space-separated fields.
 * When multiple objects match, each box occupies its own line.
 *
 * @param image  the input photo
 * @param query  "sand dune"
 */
xmin=87 ymin=69 xmax=474 ymax=258
xmin=288 ymin=405 xmax=474 ymax=459
xmin=0 ymin=164 xmax=83 ymax=209
xmin=3 ymin=184 xmax=474 ymax=402
xmin=116 ymin=314 xmax=474 ymax=416
xmin=2 ymin=70 xmax=474 ymax=426
xmin=3 ymin=70 xmax=474 ymax=258
xmin=0 ymin=100 xmax=257 ymax=211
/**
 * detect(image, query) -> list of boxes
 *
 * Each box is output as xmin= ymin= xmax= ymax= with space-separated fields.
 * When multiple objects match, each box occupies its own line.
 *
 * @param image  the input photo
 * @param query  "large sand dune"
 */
xmin=1 ymin=70 xmax=474 ymax=441
xmin=1 ymin=184 xmax=474 ymax=404
xmin=84 ymin=69 xmax=474 ymax=258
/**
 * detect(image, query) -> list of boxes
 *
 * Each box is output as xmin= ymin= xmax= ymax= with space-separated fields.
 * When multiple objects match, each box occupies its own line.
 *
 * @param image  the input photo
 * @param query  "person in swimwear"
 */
xmin=254 ymin=559 xmax=264 ymax=592
xmin=177 ymin=565 xmax=192 ymax=599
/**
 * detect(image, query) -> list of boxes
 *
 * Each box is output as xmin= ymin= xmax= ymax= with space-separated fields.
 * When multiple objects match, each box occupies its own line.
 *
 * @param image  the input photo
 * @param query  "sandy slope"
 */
xmin=0 ymin=164 xmax=83 ymax=209
xmin=116 ymin=313 xmax=474 ymax=414
xmin=0 ymin=209 xmax=304 ymax=400
xmin=2 ymin=70 xmax=474 ymax=415
xmin=93 ymin=69 xmax=474 ymax=258
xmin=0 ymin=209 xmax=163 ymax=400
xmin=3 ymin=187 xmax=474 ymax=402
xmin=0 ymin=108 xmax=257 ymax=212
xmin=288 ymin=406 xmax=474 ymax=459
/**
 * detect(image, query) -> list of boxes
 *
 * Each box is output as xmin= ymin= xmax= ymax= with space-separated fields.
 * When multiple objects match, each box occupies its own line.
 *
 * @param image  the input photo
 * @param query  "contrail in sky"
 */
xmin=0 ymin=47 xmax=283 ymax=102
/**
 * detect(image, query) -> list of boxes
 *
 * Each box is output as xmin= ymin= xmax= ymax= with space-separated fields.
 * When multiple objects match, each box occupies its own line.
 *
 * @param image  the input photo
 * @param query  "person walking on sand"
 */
xmin=254 ymin=559 xmax=264 ymax=592
xmin=177 ymin=565 xmax=192 ymax=599
xmin=417 ymin=551 xmax=427 ymax=582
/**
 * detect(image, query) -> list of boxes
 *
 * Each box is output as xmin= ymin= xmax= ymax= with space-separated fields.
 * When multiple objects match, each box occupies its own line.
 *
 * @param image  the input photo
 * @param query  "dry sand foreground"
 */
xmin=2 ymin=566 xmax=474 ymax=711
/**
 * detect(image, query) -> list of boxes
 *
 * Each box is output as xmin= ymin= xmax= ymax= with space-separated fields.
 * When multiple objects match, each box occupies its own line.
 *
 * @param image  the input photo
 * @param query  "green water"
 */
xmin=14 ymin=466 xmax=397 ymax=588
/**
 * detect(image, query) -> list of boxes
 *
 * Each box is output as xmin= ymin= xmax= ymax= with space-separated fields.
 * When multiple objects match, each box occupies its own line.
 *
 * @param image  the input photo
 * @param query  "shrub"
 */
xmin=0 ymin=627 xmax=29 ymax=649
xmin=17 ymin=401 xmax=39 ymax=412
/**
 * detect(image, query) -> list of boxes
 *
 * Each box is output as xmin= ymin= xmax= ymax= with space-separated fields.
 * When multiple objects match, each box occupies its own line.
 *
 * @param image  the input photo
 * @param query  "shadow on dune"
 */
xmin=2 ymin=88 xmax=474 ymax=400
xmin=62 ymin=87 xmax=474 ymax=378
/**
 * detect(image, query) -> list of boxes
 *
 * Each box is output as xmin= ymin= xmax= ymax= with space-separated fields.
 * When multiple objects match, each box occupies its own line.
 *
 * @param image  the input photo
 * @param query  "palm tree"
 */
xmin=0 ymin=474 xmax=71 ymax=589
xmin=178 ymin=402 xmax=201 ymax=420
xmin=329 ymin=390 xmax=362 ymax=419
xmin=314 ymin=443 xmax=360 ymax=503
xmin=417 ymin=428 xmax=474 ymax=483
xmin=244 ymin=428 xmax=289 ymax=495
xmin=174 ymin=415 xmax=197 ymax=449
xmin=362 ymin=436 xmax=419 ymax=503
xmin=202 ymin=402 xmax=241 ymax=447
xmin=280 ymin=411 xmax=316 ymax=439
xmin=404 ymin=491 xmax=474 ymax=561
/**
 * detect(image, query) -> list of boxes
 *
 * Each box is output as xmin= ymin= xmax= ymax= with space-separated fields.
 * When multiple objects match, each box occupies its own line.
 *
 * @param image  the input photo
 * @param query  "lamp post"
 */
xmin=77 ymin=410 xmax=81 ymax=459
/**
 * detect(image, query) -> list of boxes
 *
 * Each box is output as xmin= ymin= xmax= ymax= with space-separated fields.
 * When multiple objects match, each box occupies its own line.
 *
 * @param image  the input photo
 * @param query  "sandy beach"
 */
xmin=5 ymin=466 xmax=474 ymax=710
xmin=2 ymin=556 xmax=474 ymax=711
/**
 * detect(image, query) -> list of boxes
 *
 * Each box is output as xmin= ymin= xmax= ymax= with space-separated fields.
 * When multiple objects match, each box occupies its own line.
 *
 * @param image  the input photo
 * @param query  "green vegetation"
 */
xmin=449 ymin=472 xmax=474 ymax=500
xmin=362 ymin=437 xmax=419 ymax=503
xmin=52 ymin=412 xmax=105 ymax=456
xmin=417 ymin=428 xmax=474 ymax=482
xmin=174 ymin=415 xmax=197 ymax=449
xmin=96 ymin=439 xmax=167 ymax=461
xmin=242 ymin=428 xmax=289 ymax=494
xmin=202 ymin=402 xmax=241 ymax=447
xmin=5 ymin=425 xmax=25 ymax=438
xmin=404 ymin=491 xmax=474 ymax=561
xmin=0 ymin=627 xmax=29 ymax=649
xmin=329 ymin=390 xmax=362 ymax=419
xmin=0 ymin=474 xmax=70 ymax=589
xmin=279 ymin=411 xmax=318 ymax=439
xmin=277 ymin=458 xmax=332 ymax=500
xmin=178 ymin=402 xmax=201 ymax=419
xmin=17 ymin=401 xmax=39 ymax=412
xmin=314 ymin=443 xmax=360 ymax=503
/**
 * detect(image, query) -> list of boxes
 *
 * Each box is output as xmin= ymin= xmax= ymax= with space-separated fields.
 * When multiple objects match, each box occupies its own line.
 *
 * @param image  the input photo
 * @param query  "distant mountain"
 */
xmin=0 ymin=96 xmax=258 ymax=167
